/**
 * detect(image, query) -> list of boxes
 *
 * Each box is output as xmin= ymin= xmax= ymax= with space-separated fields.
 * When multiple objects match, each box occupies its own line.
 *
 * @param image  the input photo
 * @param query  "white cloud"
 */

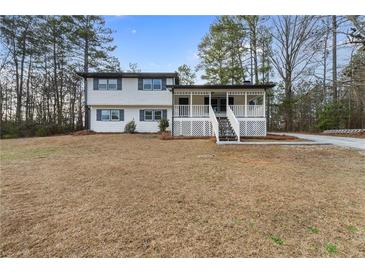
xmin=131 ymin=29 xmax=137 ymax=34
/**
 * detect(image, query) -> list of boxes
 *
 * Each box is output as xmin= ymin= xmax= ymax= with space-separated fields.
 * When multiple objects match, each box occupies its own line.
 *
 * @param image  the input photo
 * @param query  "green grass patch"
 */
xmin=270 ymin=235 xmax=284 ymax=246
xmin=347 ymin=225 xmax=358 ymax=233
xmin=325 ymin=243 xmax=337 ymax=254
xmin=308 ymin=226 xmax=319 ymax=234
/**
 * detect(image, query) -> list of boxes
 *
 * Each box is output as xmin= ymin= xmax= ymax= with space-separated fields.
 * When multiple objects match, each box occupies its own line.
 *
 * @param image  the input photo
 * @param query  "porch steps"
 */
xmin=217 ymin=117 xmax=238 ymax=142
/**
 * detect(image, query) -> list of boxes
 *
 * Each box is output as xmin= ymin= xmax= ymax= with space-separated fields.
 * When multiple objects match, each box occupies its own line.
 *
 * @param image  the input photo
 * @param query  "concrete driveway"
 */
xmin=275 ymin=133 xmax=365 ymax=150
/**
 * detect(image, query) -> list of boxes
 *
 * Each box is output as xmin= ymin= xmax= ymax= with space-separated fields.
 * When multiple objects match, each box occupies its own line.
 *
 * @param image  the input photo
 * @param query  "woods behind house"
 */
xmin=1 ymin=16 xmax=364 ymax=138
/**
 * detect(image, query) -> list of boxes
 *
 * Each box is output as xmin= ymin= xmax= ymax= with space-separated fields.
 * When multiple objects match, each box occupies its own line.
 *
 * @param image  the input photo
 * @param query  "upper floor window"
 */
xmin=95 ymin=79 xmax=120 ymax=90
xmin=108 ymin=79 xmax=117 ymax=90
xmin=142 ymin=79 xmax=163 ymax=91
xmin=143 ymin=79 xmax=153 ymax=90
xmin=153 ymin=79 xmax=162 ymax=90
xmin=98 ymin=79 xmax=108 ymax=90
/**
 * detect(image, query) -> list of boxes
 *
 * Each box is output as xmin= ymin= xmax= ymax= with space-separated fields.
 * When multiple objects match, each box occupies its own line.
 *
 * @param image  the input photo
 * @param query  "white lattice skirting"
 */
xmin=173 ymin=118 xmax=266 ymax=137
xmin=239 ymin=119 xmax=266 ymax=136
xmin=173 ymin=119 xmax=213 ymax=136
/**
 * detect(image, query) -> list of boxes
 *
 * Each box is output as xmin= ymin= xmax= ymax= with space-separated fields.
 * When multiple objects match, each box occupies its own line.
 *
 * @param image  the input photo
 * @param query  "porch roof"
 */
xmin=167 ymin=83 xmax=275 ymax=90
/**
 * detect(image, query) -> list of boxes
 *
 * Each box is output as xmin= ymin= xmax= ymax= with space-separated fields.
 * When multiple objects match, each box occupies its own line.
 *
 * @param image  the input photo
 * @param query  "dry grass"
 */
xmin=1 ymin=134 xmax=365 ymax=258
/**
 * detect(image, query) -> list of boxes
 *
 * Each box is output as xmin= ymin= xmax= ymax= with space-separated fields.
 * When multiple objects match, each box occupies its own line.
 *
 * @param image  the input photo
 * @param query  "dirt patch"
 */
xmin=1 ymin=134 xmax=364 ymax=257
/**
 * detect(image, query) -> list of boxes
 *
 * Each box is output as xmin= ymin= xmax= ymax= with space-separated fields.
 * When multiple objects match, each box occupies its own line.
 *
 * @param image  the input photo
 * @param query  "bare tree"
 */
xmin=270 ymin=16 xmax=321 ymax=131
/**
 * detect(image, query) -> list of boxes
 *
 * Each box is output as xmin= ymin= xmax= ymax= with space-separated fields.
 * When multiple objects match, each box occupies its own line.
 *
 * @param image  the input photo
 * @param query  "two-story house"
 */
xmin=77 ymin=72 xmax=274 ymax=144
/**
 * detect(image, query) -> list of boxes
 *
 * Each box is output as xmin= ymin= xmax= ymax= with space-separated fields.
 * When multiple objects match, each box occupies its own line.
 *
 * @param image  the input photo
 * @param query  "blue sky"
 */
xmin=105 ymin=16 xmax=215 ymax=73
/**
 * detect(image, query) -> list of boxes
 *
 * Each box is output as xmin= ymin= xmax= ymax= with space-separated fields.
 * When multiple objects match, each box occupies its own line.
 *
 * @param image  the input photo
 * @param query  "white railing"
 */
xmin=174 ymin=105 xmax=209 ymax=117
xmin=174 ymin=105 xmax=190 ymax=117
xmin=175 ymin=104 xmax=265 ymax=118
xmin=247 ymin=105 xmax=265 ymax=117
xmin=227 ymin=105 xmax=240 ymax=142
xmin=229 ymin=105 xmax=245 ymax=117
xmin=209 ymin=105 xmax=219 ymax=142
xmin=192 ymin=105 xmax=209 ymax=117
xmin=229 ymin=105 xmax=265 ymax=117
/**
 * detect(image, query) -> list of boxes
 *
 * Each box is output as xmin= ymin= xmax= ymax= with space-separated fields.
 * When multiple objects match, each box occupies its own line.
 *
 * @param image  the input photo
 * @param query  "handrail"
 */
xmin=227 ymin=105 xmax=240 ymax=142
xmin=209 ymin=105 xmax=219 ymax=143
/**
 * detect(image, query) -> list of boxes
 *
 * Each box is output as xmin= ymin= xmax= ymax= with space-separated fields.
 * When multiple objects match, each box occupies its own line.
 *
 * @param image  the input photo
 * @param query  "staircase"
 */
xmin=217 ymin=117 xmax=238 ymax=142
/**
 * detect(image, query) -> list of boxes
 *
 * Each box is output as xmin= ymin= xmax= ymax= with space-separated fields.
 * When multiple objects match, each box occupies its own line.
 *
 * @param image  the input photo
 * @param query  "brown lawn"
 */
xmin=1 ymin=134 xmax=365 ymax=257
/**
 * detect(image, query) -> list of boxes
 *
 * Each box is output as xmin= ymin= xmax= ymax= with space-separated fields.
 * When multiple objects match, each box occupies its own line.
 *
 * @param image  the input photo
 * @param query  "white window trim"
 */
xmin=101 ymin=110 xmax=111 ymax=121
xmin=153 ymin=79 xmax=162 ymax=91
xmin=110 ymin=109 xmax=120 ymax=121
xmin=98 ymin=79 xmax=108 ymax=91
xmin=143 ymin=109 xmax=164 ymax=122
xmin=99 ymin=109 xmax=122 ymax=122
xmin=98 ymin=79 xmax=119 ymax=91
xmin=144 ymin=110 xmax=153 ymax=121
xmin=143 ymin=79 xmax=153 ymax=91
xmin=107 ymin=79 xmax=118 ymax=91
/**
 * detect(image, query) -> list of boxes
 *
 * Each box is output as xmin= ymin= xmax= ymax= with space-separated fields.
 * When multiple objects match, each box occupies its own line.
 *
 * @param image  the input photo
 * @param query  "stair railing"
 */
xmin=209 ymin=105 xmax=220 ymax=143
xmin=227 ymin=105 xmax=240 ymax=142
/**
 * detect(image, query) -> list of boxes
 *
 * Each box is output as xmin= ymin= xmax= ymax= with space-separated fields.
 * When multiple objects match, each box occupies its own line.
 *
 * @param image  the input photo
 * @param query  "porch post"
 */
xmin=245 ymin=91 xmax=248 ymax=117
xmin=263 ymin=91 xmax=266 ymax=117
xmin=226 ymin=92 xmax=229 ymax=110
xmin=190 ymin=92 xmax=193 ymax=117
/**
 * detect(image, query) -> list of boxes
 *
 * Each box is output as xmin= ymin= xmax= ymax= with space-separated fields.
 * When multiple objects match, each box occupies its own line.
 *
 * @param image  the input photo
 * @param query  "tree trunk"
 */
xmin=332 ymin=15 xmax=337 ymax=103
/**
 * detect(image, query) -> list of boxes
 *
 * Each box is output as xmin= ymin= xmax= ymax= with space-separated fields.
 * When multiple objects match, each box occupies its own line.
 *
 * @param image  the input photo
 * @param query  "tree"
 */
xmin=197 ymin=16 xmax=247 ymax=84
xmin=0 ymin=15 xmax=118 ymax=138
xmin=128 ymin=62 xmax=141 ymax=72
xmin=70 ymin=16 xmax=116 ymax=129
xmin=177 ymin=64 xmax=196 ymax=84
xmin=270 ymin=16 xmax=321 ymax=131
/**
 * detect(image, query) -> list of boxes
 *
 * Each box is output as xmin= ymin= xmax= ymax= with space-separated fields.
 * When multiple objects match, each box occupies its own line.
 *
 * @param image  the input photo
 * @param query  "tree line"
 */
xmin=1 ymin=16 xmax=364 ymax=138
xmin=0 ymin=16 xmax=118 ymax=138
xmin=178 ymin=15 xmax=365 ymax=132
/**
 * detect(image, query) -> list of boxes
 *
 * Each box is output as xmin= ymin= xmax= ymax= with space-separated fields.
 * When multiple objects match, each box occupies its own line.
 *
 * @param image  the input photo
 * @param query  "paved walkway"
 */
xmin=273 ymin=132 xmax=365 ymax=150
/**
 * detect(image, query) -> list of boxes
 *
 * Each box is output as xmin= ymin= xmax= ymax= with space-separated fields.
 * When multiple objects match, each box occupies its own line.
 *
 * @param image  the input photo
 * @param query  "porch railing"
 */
xmin=229 ymin=105 xmax=265 ymax=117
xmin=209 ymin=105 xmax=219 ymax=142
xmin=174 ymin=104 xmax=265 ymax=118
xmin=174 ymin=105 xmax=209 ymax=117
xmin=227 ymin=105 xmax=240 ymax=142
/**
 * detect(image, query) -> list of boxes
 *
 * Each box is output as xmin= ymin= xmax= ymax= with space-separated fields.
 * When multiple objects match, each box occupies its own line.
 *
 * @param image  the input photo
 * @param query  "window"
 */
xmin=143 ymin=109 xmax=165 ymax=121
xmin=144 ymin=110 xmax=153 ymax=121
xmin=143 ymin=79 xmax=153 ymax=90
xmin=110 ymin=109 xmax=120 ymax=121
xmin=108 ymin=79 xmax=117 ymax=90
xmin=153 ymin=79 xmax=162 ymax=90
xmin=154 ymin=110 xmax=162 ymax=120
xmin=98 ymin=79 xmax=107 ymax=90
xmin=101 ymin=110 xmax=110 ymax=121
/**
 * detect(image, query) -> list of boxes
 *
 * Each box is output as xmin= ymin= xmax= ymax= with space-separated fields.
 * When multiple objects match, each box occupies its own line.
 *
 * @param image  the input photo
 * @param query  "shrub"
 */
xmin=124 ymin=120 xmax=136 ymax=133
xmin=158 ymin=118 xmax=169 ymax=132
xmin=35 ymin=127 xmax=48 ymax=137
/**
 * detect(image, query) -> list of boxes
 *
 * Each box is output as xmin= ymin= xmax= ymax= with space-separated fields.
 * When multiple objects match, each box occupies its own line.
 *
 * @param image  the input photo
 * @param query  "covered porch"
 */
xmin=173 ymin=90 xmax=265 ymax=118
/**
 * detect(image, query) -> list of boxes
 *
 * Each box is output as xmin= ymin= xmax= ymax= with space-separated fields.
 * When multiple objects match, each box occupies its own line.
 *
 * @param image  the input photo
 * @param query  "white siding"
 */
xmin=87 ymin=78 xmax=174 ymax=106
xmin=90 ymin=106 xmax=172 ymax=133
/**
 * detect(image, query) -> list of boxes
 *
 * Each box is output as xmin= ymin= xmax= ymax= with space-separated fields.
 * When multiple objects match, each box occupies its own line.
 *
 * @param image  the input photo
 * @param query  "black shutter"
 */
xmin=162 ymin=78 xmax=166 ymax=90
xmin=204 ymin=97 xmax=209 ymax=105
xmin=138 ymin=78 xmax=143 ymax=90
xmin=229 ymin=96 xmax=234 ymax=105
xmin=117 ymin=79 xmax=122 ymax=90
xmin=96 ymin=109 xmax=101 ymax=121
xmin=139 ymin=110 xmax=144 ymax=121
xmin=119 ymin=109 xmax=124 ymax=121
xmin=93 ymin=78 xmax=98 ymax=90
xmin=162 ymin=109 xmax=167 ymax=119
